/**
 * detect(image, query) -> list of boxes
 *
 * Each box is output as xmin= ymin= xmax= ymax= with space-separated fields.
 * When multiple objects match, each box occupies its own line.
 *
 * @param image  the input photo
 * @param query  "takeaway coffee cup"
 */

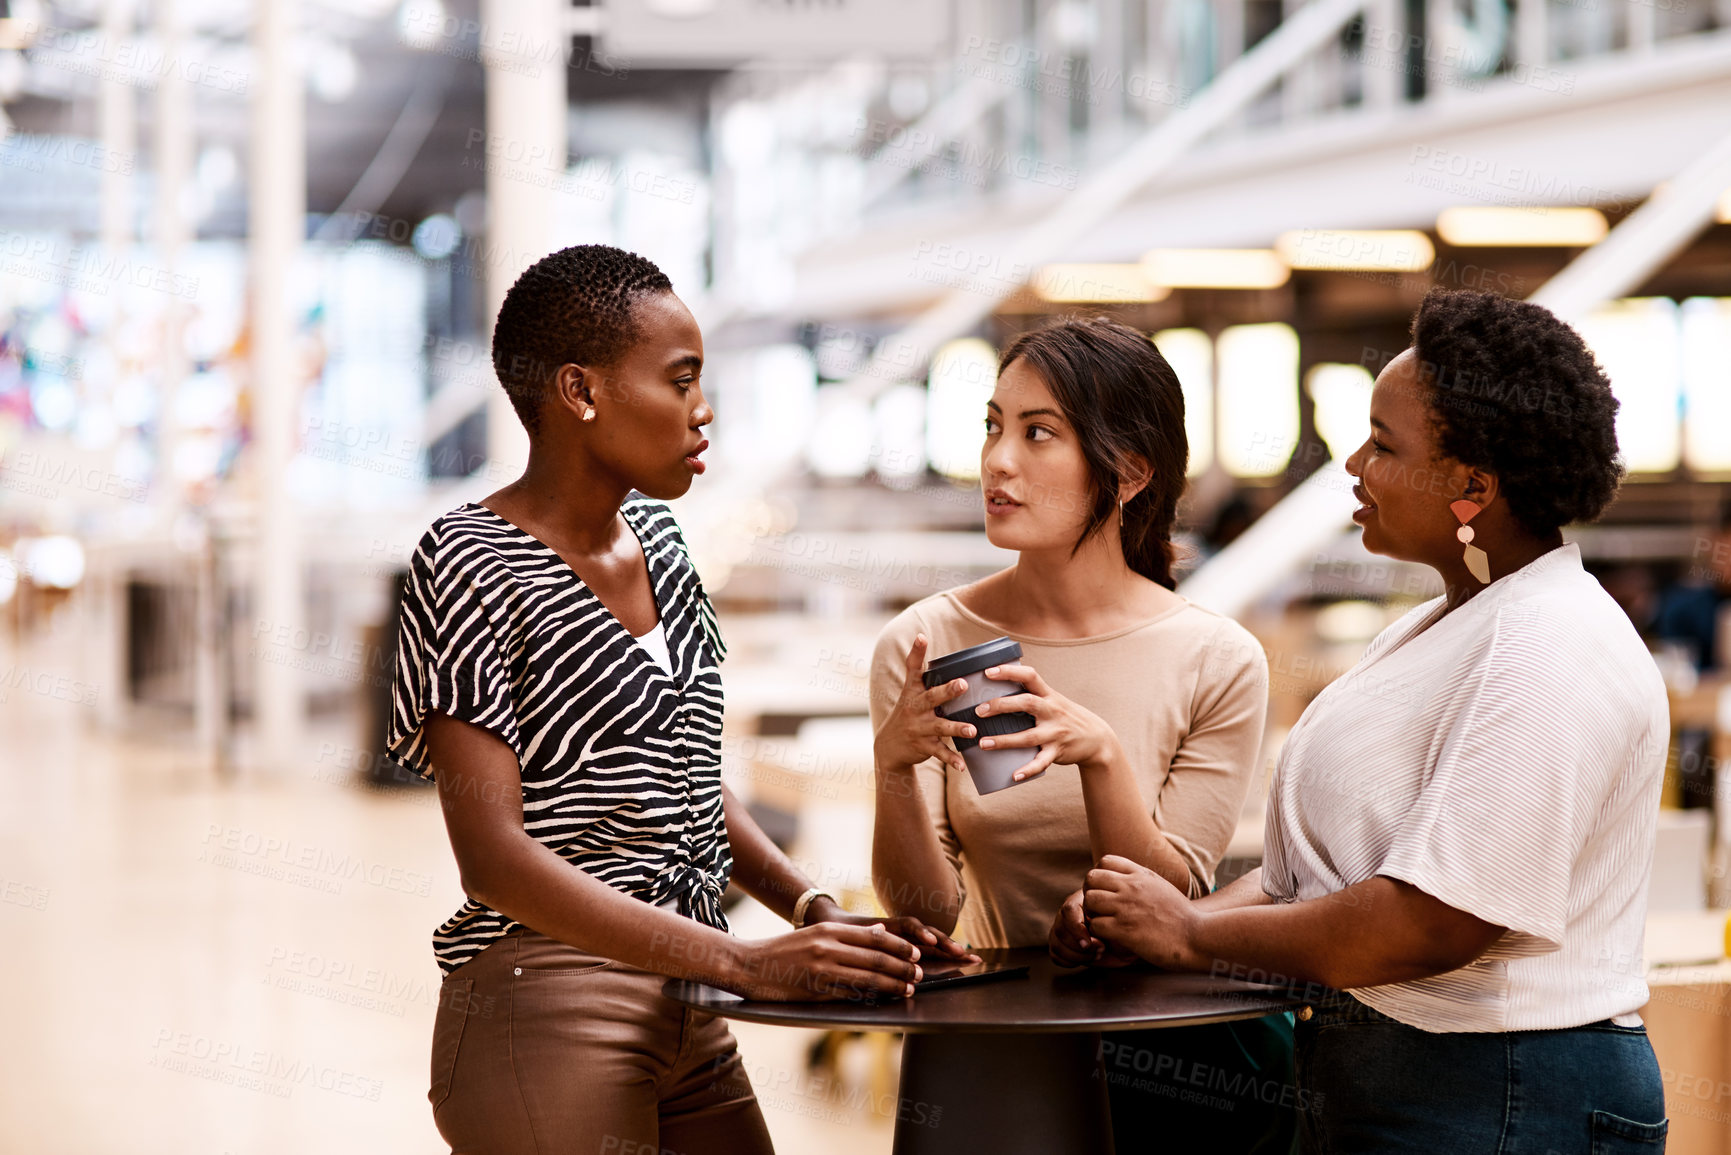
xmin=922 ymin=636 xmax=1042 ymax=795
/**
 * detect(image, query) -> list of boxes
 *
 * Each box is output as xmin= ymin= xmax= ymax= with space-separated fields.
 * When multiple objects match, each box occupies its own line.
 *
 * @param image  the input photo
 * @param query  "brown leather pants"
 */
xmin=430 ymin=927 xmax=774 ymax=1155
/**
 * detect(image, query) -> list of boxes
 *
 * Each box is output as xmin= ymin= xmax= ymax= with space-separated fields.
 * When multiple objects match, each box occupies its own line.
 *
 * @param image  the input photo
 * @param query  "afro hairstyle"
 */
xmin=1408 ymin=288 xmax=1625 ymax=536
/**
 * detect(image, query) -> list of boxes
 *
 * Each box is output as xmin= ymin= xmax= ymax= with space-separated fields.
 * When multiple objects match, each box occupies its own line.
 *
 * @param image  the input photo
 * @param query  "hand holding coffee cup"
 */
xmin=874 ymin=634 xmax=981 ymax=778
xmin=918 ymin=636 xmax=1046 ymax=795
xmin=965 ymin=652 xmax=1125 ymax=786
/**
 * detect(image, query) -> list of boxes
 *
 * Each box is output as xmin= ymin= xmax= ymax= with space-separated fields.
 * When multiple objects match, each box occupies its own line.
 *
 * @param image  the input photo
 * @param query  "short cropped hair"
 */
xmin=490 ymin=244 xmax=672 ymax=434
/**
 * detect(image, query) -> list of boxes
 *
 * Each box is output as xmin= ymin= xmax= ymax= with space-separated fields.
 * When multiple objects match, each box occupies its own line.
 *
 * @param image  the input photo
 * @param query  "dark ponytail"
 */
xmin=998 ymin=317 xmax=1189 ymax=590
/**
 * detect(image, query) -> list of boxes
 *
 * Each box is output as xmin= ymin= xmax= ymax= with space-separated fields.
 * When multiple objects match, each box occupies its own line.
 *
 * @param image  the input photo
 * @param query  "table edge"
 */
xmin=677 ymin=1001 xmax=1305 ymax=1034
xmin=662 ymin=974 xmax=1307 ymax=1034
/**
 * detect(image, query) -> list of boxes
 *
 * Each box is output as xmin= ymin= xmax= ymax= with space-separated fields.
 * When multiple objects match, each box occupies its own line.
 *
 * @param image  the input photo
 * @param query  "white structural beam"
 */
xmin=838 ymin=0 xmax=1369 ymax=398
xmin=479 ymin=0 xmax=567 ymax=483
xmin=98 ymin=0 xmax=135 ymax=252
xmin=153 ymin=0 xmax=193 ymax=476
xmin=1529 ymin=121 xmax=1731 ymax=324
xmin=1514 ymin=0 xmax=1548 ymax=73
xmin=153 ymin=0 xmax=219 ymax=767
xmin=249 ymin=0 xmax=305 ymax=773
xmin=1176 ymin=463 xmax=1360 ymax=614
xmin=1363 ymin=0 xmax=1403 ymax=108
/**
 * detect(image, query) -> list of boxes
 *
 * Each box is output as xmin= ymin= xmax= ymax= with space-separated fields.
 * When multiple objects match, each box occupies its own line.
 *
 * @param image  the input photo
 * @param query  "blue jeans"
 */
xmin=1295 ymin=989 xmax=1668 ymax=1154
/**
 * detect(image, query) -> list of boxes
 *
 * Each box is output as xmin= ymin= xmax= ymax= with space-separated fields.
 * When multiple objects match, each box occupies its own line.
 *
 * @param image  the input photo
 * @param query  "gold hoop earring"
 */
xmin=1451 ymin=499 xmax=1491 ymax=583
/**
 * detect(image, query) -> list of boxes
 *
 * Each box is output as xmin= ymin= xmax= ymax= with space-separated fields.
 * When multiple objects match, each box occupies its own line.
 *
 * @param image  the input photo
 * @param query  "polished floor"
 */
xmin=0 ymin=631 xmax=895 ymax=1154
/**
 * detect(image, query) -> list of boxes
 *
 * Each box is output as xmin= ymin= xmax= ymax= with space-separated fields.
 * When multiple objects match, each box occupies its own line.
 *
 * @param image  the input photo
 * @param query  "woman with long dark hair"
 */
xmin=869 ymin=316 xmax=1294 ymax=1151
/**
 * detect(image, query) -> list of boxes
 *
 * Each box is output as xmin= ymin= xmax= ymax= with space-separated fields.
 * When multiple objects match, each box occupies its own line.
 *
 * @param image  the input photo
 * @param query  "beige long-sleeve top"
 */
xmin=870 ymin=586 xmax=1270 ymax=949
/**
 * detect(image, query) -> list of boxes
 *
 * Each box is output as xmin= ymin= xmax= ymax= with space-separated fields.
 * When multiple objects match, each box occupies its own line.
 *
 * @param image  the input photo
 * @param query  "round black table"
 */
xmin=664 ymin=947 xmax=1307 ymax=1155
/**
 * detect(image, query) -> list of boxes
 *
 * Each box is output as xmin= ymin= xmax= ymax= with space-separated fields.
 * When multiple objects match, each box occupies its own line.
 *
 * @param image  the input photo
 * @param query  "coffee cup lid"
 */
xmin=921 ymin=636 xmax=1023 ymax=686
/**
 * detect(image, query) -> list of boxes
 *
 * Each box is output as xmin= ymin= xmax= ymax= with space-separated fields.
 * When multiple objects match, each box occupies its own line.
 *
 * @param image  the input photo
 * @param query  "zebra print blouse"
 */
xmin=387 ymin=495 xmax=731 ymax=976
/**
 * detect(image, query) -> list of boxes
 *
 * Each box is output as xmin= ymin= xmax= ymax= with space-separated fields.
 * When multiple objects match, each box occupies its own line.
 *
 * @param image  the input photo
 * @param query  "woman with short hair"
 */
xmin=389 ymin=244 xmax=967 ymax=1155
xmin=1079 ymin=288 xmax=1670 ymax=1150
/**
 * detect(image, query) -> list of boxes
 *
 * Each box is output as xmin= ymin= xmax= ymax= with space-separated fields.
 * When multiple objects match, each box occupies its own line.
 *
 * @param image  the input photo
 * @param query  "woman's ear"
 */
xmin=1118 ymin=453 xmax=1154 ymax=505
xmin=1460 ymin=464 xmax=1498 ymax=509
xmin=553 ymin=362 xmax=597 ymax=421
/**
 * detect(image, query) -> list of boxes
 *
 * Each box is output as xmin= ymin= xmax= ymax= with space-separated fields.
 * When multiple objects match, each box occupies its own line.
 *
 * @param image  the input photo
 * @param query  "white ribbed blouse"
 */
xmin=1263 ymin=542 xmax=1670 ymax=1032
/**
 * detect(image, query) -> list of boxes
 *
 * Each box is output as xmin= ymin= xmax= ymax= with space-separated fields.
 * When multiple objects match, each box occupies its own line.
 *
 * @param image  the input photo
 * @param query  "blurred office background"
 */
xmin=2 ymin=0 xmax=1731 ymax=1150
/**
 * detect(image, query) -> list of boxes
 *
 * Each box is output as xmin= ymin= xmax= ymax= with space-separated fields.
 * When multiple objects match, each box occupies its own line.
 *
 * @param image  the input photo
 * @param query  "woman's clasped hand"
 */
xmin=1047 ymin=884 xmax=1139 ymax=969
xmin=1077 ymin=855 xmax=1200 ymax=971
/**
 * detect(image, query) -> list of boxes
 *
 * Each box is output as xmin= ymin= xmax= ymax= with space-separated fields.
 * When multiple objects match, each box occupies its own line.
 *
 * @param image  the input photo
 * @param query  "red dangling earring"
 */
xmin=1451 ymin=499 xmax=1491 ymax=583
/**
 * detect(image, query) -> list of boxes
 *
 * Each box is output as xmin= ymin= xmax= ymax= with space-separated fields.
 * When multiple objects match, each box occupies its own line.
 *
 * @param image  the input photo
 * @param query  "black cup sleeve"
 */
xmin=940 ymin=699 xmax=1035 ymax=752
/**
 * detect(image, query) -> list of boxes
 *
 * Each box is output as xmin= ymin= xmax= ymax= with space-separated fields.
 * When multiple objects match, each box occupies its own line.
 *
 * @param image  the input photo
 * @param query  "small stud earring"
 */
xmin=582 ymin=409 xmax=596 ymax=423
xmin=1451 ymin=499 xmax=1491 ymax=583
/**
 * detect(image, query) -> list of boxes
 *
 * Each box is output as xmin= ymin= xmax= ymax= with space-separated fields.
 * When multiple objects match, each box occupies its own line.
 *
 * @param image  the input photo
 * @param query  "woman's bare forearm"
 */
xmin=722 ymin=783 xmax=820 ymax=923
xmin=1191 ymin=866 xmax=1275 ymax=913
xmin=1077 ymin=738 xmax=1195 ymax=892
xmin=1182 ymin=878 xmax=1504 ymax=990
xmin=871 ymin=761 xmax=962 ymax=934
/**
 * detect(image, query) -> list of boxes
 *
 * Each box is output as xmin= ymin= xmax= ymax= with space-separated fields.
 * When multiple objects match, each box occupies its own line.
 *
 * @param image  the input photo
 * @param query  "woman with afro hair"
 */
xmin=1073 ymin=288 xmax=1671 ymax=1151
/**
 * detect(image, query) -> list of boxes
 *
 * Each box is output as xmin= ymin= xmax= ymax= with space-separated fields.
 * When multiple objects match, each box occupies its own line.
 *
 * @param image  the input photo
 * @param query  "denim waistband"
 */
xmin=1301 ymin=988 xmax=1640 ymax=1035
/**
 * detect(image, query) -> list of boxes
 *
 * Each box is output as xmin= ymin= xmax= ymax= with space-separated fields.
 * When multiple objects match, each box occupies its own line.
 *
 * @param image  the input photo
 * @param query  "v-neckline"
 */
xmin=1372 ymin=599 xmax=1451 ymax=666
xmin=467 ymin=499 xmax=684 ymax=689
xmin=1364 ymin=541 xmax=1578 ymax=671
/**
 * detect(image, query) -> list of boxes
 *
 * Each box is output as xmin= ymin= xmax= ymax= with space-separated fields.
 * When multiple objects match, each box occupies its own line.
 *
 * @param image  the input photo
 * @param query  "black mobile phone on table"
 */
xmin=913 ymin=960 xmax=1030 ymax=992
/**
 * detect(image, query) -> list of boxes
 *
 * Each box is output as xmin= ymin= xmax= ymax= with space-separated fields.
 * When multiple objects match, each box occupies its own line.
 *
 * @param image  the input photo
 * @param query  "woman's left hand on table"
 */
xmin=1049 ymin=887 xmax=1138 ymax=969
xmin=806 ymin=898 xmax=979 ymax=964
xmin=1084 ymin=855 xmax=1203 ymax=971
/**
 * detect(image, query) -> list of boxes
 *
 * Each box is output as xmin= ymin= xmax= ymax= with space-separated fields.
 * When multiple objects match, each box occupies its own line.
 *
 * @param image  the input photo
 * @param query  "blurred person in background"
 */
xmin=869 ymin=317 xmax=1293 ymax=1153
xmin=1596 ymin=564 xmax=1657 ymax=638
xmin=1653 ymin=506 xmax=1731 ymax=671
xmin=1080 ymin=289 xmax=1670 ymax=1152
xmin=386 ymin=245 xmax=969 ymax=1155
